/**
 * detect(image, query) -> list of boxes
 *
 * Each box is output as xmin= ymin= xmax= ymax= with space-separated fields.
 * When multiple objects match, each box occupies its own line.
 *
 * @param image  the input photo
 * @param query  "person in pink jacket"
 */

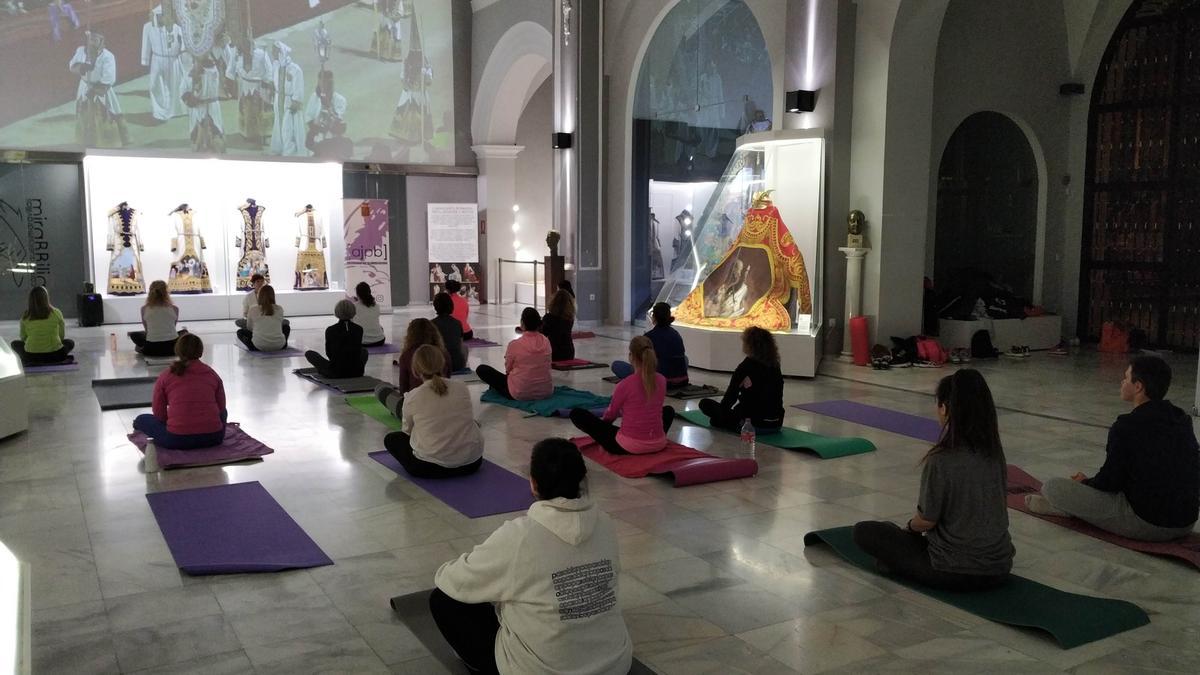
xmin=570 ymin=336 xmax=675 ymax=454
xmin=475 ymin=307 xmax=553 ymax=400
xmin=132 ymin=334 xmax=227 ymax=449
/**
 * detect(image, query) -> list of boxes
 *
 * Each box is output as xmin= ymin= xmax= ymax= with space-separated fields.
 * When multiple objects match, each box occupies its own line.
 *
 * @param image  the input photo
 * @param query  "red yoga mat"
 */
xmin=571 ymin=437 xmax=757 ymax=487
xmin=849 ymin=315 xmax=870 ymax=366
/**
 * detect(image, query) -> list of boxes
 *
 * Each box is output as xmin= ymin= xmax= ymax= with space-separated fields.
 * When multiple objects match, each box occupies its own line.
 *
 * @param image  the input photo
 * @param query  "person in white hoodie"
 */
xmin=429 ymin=438 xmax=633 ymax=675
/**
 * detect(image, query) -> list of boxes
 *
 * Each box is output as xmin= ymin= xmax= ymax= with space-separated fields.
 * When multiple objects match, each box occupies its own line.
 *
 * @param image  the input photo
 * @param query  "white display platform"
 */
xmin=676 ymin=323 xmax=820 ymax=378
xmin=101 ymin=289 xmax=348 ymax=323
xmin=0 ymin=342 xmax=28 ymax=440
xmin=939 ymin=315 xmax=1062 ymax=351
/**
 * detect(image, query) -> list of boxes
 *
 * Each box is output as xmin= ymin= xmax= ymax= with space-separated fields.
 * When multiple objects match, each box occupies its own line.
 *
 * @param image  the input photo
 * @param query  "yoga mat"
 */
xmin=601 ymin=375 xmax=622 ymax=384
xmin=344 ymin=395 xmax=405 ymax=430
xmin=793 ymin=400 xmax=942 ymax=443
xmin=1006 ymin=465 xmax=1200 ymax=569
xmin=572 ymin=437 xmax=758 ymax=487
xmin=552 ymin=359 xmax=608 ymax=371
xmin=571 ymin=331 xmax=597 ymax=339
xmin=127 ymin=423 xmax=273 ymax=469
xmin=365 ymin=343 xmax=400 ymax=355
xmin=464 ymin=337 xmax=501 ymax=348
xmin=804 ymin=526 xmax=1150 ymax=649
xmin=552 ymin=405 xmax=607 ymax=418
xmin=667 ymin=383 xmax=721 ymax=400
xmin=235 ymin=343 xmax=304 ymax=358
xmin=146 ymin=481 xmax=333 ymax=575
xmin=480 ymin=386 xmax=611 ymax=417
xmin=92 ymin=376 xmax=158 ymax=410
xmin=141 ymin=355 xmax=176 ymax=366
xmin=452 ymin=367 xmax=473 ymax=375
xmin=369 ymin=451 xmax=535 ymax=518
xmin=25 ymin=361 xmax=79 ymax=373
xmin=293 ymin=368 xmax=389 ymax=393
xmin=389 ymin=590 xmax=654 ymax=675
xmin=676 ymin=409 xmax=876 ymax=459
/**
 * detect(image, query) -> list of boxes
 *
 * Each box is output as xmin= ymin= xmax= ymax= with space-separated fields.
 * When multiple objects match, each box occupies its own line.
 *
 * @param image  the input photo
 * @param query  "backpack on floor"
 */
xmin=916 ymin=336 xmax=949 ymax=365
xmin=970 ymin=329 xmax=999 ymax=359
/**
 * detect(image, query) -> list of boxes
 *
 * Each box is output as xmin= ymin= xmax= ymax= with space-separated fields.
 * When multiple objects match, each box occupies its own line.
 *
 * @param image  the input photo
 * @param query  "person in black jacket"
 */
xmin=541 ymin=289 xmax=576 ymax=361
xmin=304 ymin=299 xmax=368 ymax=378
xmin=431 ymin=291 xmax=468 ymax=371
xmin=1028 ymin=355 xmax=1199 ymax=541
xmin=697 ymin=327 xmax=784 ymax=431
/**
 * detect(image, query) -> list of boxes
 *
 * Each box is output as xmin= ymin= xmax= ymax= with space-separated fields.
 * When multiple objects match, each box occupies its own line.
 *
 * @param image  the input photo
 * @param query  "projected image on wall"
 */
xmin=0 ymin=0 xmax=454 ymax=164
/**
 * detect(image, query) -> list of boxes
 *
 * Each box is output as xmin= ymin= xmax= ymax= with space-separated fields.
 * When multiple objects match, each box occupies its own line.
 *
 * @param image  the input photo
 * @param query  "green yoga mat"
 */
xmin=677 ymin=409 xmax=875 ymax=458
xmin=480 ymin=386 xmax=611 ymax=417
xmin=804 ymin=526 xmax=1150 ymax=649
xmin=345 ymin=395 xmax=405 ymax=431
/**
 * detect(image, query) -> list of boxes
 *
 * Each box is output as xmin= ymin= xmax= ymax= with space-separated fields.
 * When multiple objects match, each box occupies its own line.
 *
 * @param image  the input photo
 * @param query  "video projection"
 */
xmin=0 ymin=0 xmax=454 ymax=164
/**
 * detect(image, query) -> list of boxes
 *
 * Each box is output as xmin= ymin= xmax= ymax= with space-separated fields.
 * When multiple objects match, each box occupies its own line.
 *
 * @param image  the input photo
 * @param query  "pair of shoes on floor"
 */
xmin=871 ymin=357 xmax=891 ymax=370
xmin=1003 ymin=345 xmax=1031 ymax=358
xmin=1049 ymin=341 xmax=1069 ymax=356
xmin=913 ymin=360 xmax=943 ymax=368
xmin=948 ymin=348 xmax=972 ymax=364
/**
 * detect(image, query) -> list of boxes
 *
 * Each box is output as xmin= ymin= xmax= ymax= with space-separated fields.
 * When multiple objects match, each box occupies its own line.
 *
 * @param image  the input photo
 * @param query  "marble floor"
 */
xmin=4 ymin=304 xmax=1200 ymax=674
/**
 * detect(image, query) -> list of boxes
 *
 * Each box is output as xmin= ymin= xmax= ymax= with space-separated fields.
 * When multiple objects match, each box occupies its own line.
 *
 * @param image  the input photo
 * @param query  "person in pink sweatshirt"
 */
xmin=475 ymin=307 xmax=553 ymax=400
xmin=132 ymin=334 xmax=227 ymax=449
xmin=569 ymin=336 xmax=675 ymax=454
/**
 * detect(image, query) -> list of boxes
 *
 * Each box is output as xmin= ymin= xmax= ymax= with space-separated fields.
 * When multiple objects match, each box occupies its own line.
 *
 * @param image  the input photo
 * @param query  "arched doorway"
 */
xmin=1079 ymin=0 xmax=1200 ymax=349
xmin=628 ymin=0 xmax=772 ymax=321
xmin=934 ymin=111 xmax=1039 ymax=306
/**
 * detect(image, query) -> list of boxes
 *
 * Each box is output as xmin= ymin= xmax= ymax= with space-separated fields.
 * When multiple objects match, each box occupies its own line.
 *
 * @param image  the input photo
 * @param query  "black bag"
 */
xmin=970 ymin=329 xmax=998 ymax=359
xmin=77 ymin=293 xmax=103 ymax=327
xmin=890 ymin=336 xmax=918 ymax=365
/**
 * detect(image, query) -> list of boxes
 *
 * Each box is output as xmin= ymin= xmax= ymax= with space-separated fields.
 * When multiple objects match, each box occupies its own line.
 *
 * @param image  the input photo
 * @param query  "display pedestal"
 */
xmin=100 ymin=290 xmax=347 ymax=324
xmin=839 ymin=247 xmax=869 ymax=361
xmin=675 ymin=323 xmax=819 ymax=378
xmin=544 ymin=255 xmax=565 ymax=302
xmin=0 ymin=341 xmax=28 ymax=440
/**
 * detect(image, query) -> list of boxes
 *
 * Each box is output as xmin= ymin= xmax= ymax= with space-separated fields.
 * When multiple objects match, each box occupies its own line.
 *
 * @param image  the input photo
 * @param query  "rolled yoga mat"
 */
xmin=25 ymin=360 xmax=79 ymax=373
xmin=804 ymin=526 xmax=1150 ymax=649
xmin=235 ymin=343 xmax=305 ymax=358
xmin=389 ymin=590 xmax=655 ymax=675
xmin=551 ymin=359 xmax=609 ymax=371
xmin=344 ymin=395 xmax=405 ymax=431
xmin=481 ymin=386 xmax=611 ymax=417
xmin=792 ymin=399 xmax=942 ymax=443
xmin=571 ymin=437 xmax=758 ymax=487
xmin=464 ymin=337 xmax=501 ymax=348
xmin=92 ymin=376 xmax=158 ymax=410
xmin=676 ymin=409 xmax=876 ymax=459
xmin=146 ymin=481 xmax=333 ymax=575
xmin=1007 ymin=465 xmax=1200 ymax=569
xmin=293 ymin=367 xmax=390 ymax=393
xmin=365 ymin=343 xmax=401 ymax=355
xmin=128 ymin=423 xmax=274 ymax=469
xmin=666 ymin=383 xmax=721 ymax=400
xmin=369 ymin=451 xmax=535 ymax=518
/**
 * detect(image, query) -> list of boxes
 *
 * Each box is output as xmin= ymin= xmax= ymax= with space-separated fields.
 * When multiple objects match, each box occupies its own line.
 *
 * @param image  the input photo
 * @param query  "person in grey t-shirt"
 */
xmin=853 ymin=369 xmax=1014 ymax=591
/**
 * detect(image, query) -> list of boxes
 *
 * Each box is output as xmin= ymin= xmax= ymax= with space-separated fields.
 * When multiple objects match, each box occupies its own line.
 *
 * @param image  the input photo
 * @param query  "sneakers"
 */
xmin=870 ymin=344 xmax=892 ymax=370
xmin=1003 ymin=345 xmax=1031 ymax=358
xmin=948 ymin=348 xmax=971 ymax=364
xmin=1049 ymin=341 xmax=1069 ymax=356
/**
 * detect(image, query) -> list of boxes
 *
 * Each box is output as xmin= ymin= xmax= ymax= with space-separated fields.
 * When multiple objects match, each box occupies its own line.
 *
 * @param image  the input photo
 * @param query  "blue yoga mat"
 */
xmin=480 ymin=385 xmax=611 ymax=417
xmin=793 ymin=400 xmax=942 ymax=443
xmin=369 ymin=451 xmax=535 ymax=518
xmin=146 ymin=481 xmax=333 ymax=575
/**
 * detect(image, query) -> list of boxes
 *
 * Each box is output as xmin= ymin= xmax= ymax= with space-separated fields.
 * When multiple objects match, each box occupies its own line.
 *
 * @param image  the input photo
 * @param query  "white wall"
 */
xmin=513 ymin=78 xmax=554 ymax=274
xmin=404 ymin=175 xmax=479 ymax=306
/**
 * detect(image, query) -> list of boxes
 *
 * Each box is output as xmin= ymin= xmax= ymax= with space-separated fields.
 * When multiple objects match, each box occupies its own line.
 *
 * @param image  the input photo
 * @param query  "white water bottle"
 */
xmin=740 ymin=417 xmax=756 ymax=460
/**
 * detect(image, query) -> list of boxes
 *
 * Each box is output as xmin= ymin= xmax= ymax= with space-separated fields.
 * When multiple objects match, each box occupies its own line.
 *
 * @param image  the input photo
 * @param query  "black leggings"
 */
xmin=129 ymin=331 xmax=182 ymax=356
xmin=11 ymin=339 xmax=74 ymax=365
xmin=569 ymin=407 xmax=675 ymax=455
xmin=236 ymin=324 xmax=291 ymax=351
xmin=698 ymin=397 xmax=782 ymax=433
xmin=428 ymin=588 xmax=499 ymax=675
xmin=304 ymin=349 xmax=368 ymax=378
xmin=852 ymin=521 xmax=1009 ymax=592
xmin=462 ymin=330 xmax=474 ymax=340
xmin=475 ymin=364 xmax=511 ymax=399
xmin=384 ymin=431 xmax=483 ymax=479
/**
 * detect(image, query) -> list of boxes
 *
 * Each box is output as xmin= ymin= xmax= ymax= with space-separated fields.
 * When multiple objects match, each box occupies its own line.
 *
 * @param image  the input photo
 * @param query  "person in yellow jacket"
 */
xmin=12 ymin=286 xmax=74 ymax=365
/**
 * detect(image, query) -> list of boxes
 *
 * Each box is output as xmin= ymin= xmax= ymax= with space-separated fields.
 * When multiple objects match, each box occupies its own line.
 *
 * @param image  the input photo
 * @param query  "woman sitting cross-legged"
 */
xmin=431 ymin=291 xmax=468 ymax=372
xmin=384 ymin=345 xmax=483 ymax=478
xmin=11 ymin=286 xmax=75 ymax=365
xmin=541 ymin=289 xmax=576 ymax=362
xmin=375 ymin=318 xmax=451 ymax=417
xmin=611 ymin=301 xmax=688 ymax=387
xmin=305 ymin=299 xmax=368 ymax=378
xmin=475 ymin=307 xmax=553 ymax=401
xmin=571 ymin=336 xmax=674 ymax=455
xmin=429 ymin=438 xmax=632 ymax=675
xmin=235 ymin=284 xmax=290 ymax=351
xmin=697 ymin=326 xmax=784 ymax=432
xmin=129 ymin=280 xmax=185 ymax=356
xmin=352 ymin=281 xmax=387 ymax=347
xmin=132 ymin=334 xmax=228 ymax=450
xmin=852 ymin=369 xmax=1014 ymax=591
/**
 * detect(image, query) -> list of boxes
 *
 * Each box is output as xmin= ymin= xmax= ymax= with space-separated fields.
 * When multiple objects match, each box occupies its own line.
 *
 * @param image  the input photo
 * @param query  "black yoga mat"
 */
xmin=91 ymin=376 xmax=158 ymax=410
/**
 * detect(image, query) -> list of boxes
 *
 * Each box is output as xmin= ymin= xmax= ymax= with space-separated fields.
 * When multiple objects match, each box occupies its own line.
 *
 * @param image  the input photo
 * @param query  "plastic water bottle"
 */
xmin=109 ymin=332 xmax=117 ymax=351
xmin=740 ymin=418 xmax=756 ymax=460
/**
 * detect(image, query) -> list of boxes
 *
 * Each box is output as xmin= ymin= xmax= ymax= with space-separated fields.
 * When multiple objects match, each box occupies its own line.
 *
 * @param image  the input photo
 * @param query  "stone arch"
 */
xmin=471 ymin=21 xmax=553 ymax=145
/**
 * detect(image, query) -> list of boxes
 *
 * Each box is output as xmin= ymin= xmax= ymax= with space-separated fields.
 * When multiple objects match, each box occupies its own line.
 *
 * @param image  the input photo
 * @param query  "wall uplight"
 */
xmin=512 ymin=204 xmax=520 ymax=213
xmin=513 ymin=240 xmax=521 ymax=250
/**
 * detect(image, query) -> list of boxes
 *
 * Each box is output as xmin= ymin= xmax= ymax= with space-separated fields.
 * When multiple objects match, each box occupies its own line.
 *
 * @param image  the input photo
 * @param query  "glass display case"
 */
xmin=653 ymin=129 xmax=825 ymax=375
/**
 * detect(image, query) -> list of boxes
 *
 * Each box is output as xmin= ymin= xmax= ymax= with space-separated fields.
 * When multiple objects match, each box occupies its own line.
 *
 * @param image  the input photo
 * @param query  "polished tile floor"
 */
xmin=4 ymin=304 xmax=1200 ymax=673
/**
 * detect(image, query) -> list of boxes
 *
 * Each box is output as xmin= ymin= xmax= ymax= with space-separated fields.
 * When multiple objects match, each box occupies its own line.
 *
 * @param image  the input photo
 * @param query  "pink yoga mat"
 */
xmin=128 ymin=423 xmax=274 ymax=469
xmin=1007 ymin=465 xmax=1200 ymax=569
xmin=571 ymin=437 xmax=758 ymax=487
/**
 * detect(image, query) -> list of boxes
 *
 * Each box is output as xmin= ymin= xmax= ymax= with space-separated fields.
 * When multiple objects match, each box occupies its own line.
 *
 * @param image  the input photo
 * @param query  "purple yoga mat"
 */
xmin=25 ymin=361 xmax=79 ymax=373
xmin=128 ymin=423 xmax=274 ymax=469
xmin=366 ymin=343 xmax=400 ymax=355
xmin=235 ymin=344 xmax=304 ymax=358
xmin=146 ymin=481 xmax=333 ymax=575
xmin=369 ymin=451 xmax=535 ymax=518
xmin=792 ymin=400 xmax=942 ymax=443
xmin=464 ymin=337 xmax=500 ymax=348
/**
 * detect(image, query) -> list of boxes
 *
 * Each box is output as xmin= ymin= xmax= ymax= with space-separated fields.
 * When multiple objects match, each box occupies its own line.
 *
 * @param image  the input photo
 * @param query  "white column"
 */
xmin=839 ymin=246 xmax=869 ymax=358
xmin=472 ymin=144 xmax=524 ymax=304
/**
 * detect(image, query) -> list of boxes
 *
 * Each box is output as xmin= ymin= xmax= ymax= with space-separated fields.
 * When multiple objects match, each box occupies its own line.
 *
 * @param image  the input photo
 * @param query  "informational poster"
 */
xmin=343 ymin=199 xmax=391 ymax=309
xmin=427 ymin=203 xmax=479 ymax=262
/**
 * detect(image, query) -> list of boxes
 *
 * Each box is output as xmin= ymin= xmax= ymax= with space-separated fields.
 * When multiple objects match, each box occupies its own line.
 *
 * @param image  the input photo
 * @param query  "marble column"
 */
xmin=472 ymin=144 xmax=524 ymax=304
xmin=839 ymin=246 xmax=869 ymax=359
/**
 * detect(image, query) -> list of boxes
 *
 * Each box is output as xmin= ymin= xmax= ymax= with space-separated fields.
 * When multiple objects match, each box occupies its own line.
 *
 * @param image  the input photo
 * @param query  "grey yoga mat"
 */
xmin=293 ymin=368 xmax=389 ymax=393
xmin=92 ymin=376 xmax=158 ymax=411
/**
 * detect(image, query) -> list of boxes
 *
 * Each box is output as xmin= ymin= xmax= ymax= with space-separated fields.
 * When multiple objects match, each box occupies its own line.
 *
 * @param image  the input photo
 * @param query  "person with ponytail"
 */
xmin=429 ymin=438 xmax=632 ymax=675
xmin=383 ymin=344 xmax=483 ymax=478
xmin=852 ymin=369 xmax=1013 ymax=591
xmin=236 ymin=284 xmax=290 ymax=351
xmin=129 ymin=280 xmax=184 ymax=356
xmin=352 ymin=281 xmax=386 ymax=347
xmin=611 ymin=301 xmax=688 ymax=386
xmin=697 ymin=326 xmax=784 ymax=431
xmin=570 ymin=336 xmax=674 ymax=455
xmin=12 ymin=285 xmax=74 ymax=365
xmin=132 ymin=334 xmax=228 ymax=450
xmin=375 ymin=318 xmax=452 ymax=418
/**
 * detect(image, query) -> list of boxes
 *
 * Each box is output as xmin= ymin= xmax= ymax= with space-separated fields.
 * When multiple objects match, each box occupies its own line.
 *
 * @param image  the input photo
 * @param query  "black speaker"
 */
xmin=77 ymin=293 xmax=103 ymax=327
xmin=552 ymin=132 xmax=573 ymax=149
xmin=786 ymin=89 xmax=817 ymax=113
